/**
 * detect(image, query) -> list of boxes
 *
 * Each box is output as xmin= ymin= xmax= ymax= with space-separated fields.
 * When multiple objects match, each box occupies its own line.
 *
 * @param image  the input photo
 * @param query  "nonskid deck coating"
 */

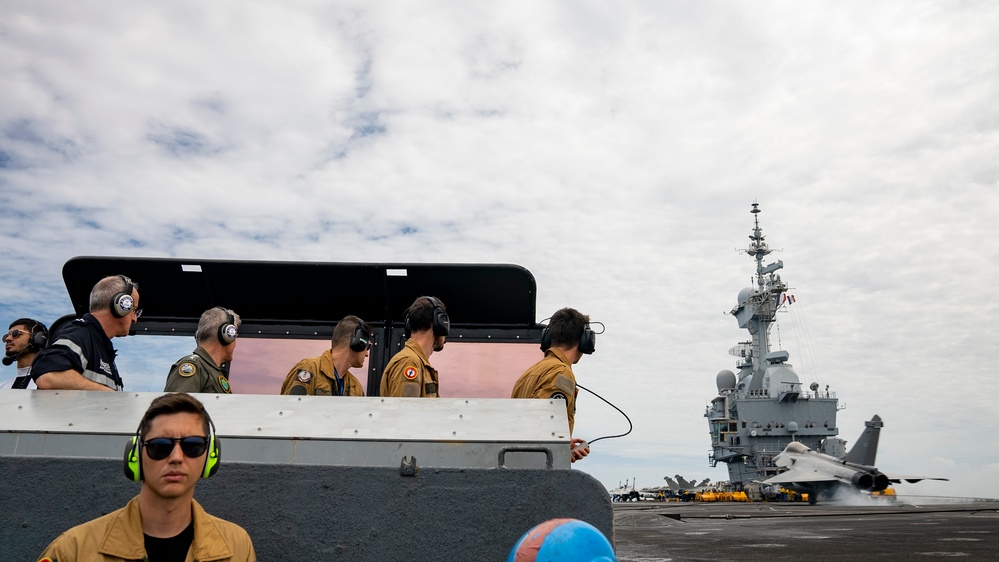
xmin=613 ymin=498 xmax=999 ymax=561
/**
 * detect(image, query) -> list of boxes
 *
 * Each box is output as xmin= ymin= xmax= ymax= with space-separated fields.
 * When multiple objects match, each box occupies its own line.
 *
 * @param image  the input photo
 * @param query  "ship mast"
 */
xmin=732 ymin=202 xmax=787 ymax=390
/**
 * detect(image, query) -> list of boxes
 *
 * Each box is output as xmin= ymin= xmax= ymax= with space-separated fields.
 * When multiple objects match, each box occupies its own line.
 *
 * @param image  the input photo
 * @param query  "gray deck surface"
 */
xmin=613 ymin=498 xmax=999 ymax=561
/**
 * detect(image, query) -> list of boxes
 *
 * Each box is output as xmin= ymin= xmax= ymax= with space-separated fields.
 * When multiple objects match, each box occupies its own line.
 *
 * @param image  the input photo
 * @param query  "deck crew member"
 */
xmin=511 ymin=307 xmax=593 ymax=462
xmin=280 ymin=315 xmax=371 ymax=396
xmin=2 ymin=318 xmax=48 ymax=389
xmin=36 ymin=392 xmax=256 ymax=561
xmin=165 ymin=307 xmax=241 ymax=394
xmin=379 ymin=296 xmax=448 ymax=397
xmin=31 ymin=275 xmax=139 ymax=391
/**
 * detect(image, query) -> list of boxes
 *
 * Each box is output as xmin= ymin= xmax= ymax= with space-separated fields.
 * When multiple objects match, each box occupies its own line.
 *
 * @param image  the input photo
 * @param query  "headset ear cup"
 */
xmin=111 ymin=293 xmax=132 ymax=318
xmin=434 ymin=308 xmax=450 ymax=337
xmin=349 ymin=324 xmax=368 ymax=352
xmin=540 ymin=327 xmax=551 ymax=352
xmin=579 ymin=327 xmax=596 ymax=355
xmin=202 ymin=436 xmax=221 ymax=479
xmin=123 ymin=436 xmax=141 ymax=482
xmin=29 ymin=330 xmax=48 ymax=351
xmin=217 ymin=323 xmax=237 ymax=345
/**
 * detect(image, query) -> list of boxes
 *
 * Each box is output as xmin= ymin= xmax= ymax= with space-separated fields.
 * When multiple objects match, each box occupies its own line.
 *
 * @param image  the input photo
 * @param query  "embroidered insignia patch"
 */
xmin=179 ymin=362 xmax=196 ymax=377
xmin=218 ymin=375 xmax=230 ymax=393
xmin=550 ymin=392 xmax=567 ymax=401
xmin=296 ymin=370 xmax=312 ymax=383
xmin=403 ymin=366 xmax=418 ymax=380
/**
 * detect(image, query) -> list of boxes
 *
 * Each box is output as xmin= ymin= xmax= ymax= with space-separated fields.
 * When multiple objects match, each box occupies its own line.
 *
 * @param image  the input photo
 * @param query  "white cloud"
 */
xmin=2 ymin=0 xmax=999 ymax=499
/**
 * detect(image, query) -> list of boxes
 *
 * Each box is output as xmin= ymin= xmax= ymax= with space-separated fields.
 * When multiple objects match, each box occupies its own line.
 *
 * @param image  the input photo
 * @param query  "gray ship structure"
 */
xmin=706 ymin=203 xmax=846 ymax=488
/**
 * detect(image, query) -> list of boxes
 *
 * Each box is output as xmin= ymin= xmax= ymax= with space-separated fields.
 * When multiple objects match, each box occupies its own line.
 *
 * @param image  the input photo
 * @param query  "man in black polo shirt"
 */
xmin=32 ymin=275 xmax=140 ymax=391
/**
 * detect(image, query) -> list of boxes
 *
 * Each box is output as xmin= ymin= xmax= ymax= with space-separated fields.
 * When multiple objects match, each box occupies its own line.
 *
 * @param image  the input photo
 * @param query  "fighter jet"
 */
xmin=761 ymin=415 xmax=947 ymax=504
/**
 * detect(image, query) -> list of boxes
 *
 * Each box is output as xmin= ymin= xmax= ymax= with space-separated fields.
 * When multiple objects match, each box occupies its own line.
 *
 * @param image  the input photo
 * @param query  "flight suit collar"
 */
xmin=98 ymin=496 xmax=235 ymax=561
xmin=404 ymin=338 xmax=431 ymax=367
xmin=545 ymin=347 xmax=572 ymax=368
xmin=192 ymin=346 xmax=221 ymax=369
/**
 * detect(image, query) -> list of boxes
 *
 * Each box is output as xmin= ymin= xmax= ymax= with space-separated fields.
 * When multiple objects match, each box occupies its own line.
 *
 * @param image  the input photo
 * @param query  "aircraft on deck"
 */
xmin=761 ymin=415 xmax=947 ymax=504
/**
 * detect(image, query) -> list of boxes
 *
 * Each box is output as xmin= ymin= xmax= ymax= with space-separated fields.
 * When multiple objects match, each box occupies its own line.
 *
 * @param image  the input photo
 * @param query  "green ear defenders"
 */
xmin=123 ymin=415 xmax=221 ymax=482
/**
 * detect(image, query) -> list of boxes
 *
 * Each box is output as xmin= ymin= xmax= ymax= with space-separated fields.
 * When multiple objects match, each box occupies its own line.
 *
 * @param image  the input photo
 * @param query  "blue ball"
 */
xmin=507 ymin=518 xmax=616 ymax=561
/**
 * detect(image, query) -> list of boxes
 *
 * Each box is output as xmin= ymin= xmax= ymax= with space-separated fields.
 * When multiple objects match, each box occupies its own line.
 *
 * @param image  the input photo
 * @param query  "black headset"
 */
xmin=540 ymin=322 xmax=596 ymax=355
xmin=404 ymin=296 xmax=450 ymax=338
xmin=110 ymin=275 xmax=136 ymax=318
xmin=123 ymin=411 xmax=221 ymax=482
xmin=215 ymin=307 xmax=238 ymax=345
xmin=349 ymin=319 xmax=371 ymax=352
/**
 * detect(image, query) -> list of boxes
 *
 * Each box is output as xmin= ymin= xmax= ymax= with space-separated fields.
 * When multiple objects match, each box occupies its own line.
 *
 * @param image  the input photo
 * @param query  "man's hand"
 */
xmin=570 ymin=438 xmax=590 ymax=463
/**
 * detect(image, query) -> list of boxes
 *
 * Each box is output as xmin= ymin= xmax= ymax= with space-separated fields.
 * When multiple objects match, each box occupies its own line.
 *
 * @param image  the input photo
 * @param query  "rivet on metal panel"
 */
xmin=18 ymin=406 xmax=22 ymax=410
xmin=459 ymin=415 xmax=463 ymax=419
xmin=400 ymin=456 xmax=419 ymax=477
xmin=368 ymin=413 xmax=372 ymax=417
xmin=452 ymin=431 xmax=456 ymax=436
xmin=68 ymin=423 xmax=73 ymax=426
xmin=279 ymin=411 xmax=283 ymax=415
xmin=354 ymin=430 xmax=358 ymax=434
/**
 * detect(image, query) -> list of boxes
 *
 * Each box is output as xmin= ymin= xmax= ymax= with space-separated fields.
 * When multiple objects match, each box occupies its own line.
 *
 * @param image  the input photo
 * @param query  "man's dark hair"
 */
xmin=404 ymin=297 xmax=445 ymax=334
xmin=332 ymin=315 xmax=370 ymax=348
xmin=8 ymin=318 xmax=47 ymax=341
xmin=547 ymin=307 xmax=590 ymax=348
xmin=139 ymin=392 xmax=210 ymax=438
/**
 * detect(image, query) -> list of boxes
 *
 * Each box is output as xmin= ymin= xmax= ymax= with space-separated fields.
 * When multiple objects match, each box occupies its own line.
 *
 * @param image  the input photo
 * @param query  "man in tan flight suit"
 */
xmin=37 ymin=392 xmax=255 ymax=561
xmin=280 ymin=315 xmax=371 ymax=396
xmin=511 ymin=307 xmax=593 ymax=462
xmin=380 ymin=296 xmax=448 ymax=398
xmin=164 ymin=307 xmax=240 ymax=394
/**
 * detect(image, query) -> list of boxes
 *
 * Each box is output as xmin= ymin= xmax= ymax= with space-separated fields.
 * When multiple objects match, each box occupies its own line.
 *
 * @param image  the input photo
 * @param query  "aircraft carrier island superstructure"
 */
xmin=706 ymin=203 xmax=844 ymax=487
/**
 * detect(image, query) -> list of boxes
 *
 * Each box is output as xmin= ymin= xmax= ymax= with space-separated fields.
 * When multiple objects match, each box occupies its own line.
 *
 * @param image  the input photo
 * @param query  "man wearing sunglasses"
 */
xmin=1 ymin=318 xmax=48 ymax=389
xmin=165 ymin=307 xmax=241 ymax=394
xmin=280 ymin=315 xmax=371 ymax=396
xmin=32 ymin=275 xmax=139 ymax=391
xmin=37 ymin=392 xmax=256 ymax=561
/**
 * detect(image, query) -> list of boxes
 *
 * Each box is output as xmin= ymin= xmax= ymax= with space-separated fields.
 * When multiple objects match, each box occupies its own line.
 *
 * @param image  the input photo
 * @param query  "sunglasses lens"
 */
xmin=179 ymin=437 xmax=208 ymax=457
xmin=144 ymin=437 xmax=208 ymax=460
xmin=144 ymin=438 xmax=175 ymax=460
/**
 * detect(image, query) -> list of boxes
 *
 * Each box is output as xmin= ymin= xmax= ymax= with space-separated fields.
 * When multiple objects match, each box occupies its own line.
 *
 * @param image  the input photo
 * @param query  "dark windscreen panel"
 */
xmin=61 ymin=257 xmax=539 ymax=338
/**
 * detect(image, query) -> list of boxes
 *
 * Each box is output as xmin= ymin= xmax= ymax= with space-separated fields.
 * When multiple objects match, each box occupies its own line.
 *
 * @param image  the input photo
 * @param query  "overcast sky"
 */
xmin=2 ymin=1 xmax=998 ymax=499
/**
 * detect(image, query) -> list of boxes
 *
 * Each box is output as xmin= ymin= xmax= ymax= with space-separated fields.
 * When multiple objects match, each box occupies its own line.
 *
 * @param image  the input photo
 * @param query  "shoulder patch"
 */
xmin=403 ymin=366 xmax=419 ymax=380
xmin=178 ymin=362 xmax=197 ymax=377
xmin=218 ymin=375 xmax=231 ymax=393
xmin=296 ymin=370 xmax=313 ymax=383
xmin=550 ymin=391 xmax=568 ymax=401
xmin=554 ymin=374 xmax=576 ymax=395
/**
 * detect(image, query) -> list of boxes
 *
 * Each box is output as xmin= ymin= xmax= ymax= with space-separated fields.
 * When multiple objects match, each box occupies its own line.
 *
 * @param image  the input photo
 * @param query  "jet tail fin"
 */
xmin=843 ymin=415 xmax=883 ymax=466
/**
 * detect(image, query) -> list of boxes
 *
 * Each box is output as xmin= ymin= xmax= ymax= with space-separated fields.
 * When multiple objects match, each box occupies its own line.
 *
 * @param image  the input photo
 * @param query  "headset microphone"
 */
xmin=2 ymin=354 xmax=15 ymax=366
